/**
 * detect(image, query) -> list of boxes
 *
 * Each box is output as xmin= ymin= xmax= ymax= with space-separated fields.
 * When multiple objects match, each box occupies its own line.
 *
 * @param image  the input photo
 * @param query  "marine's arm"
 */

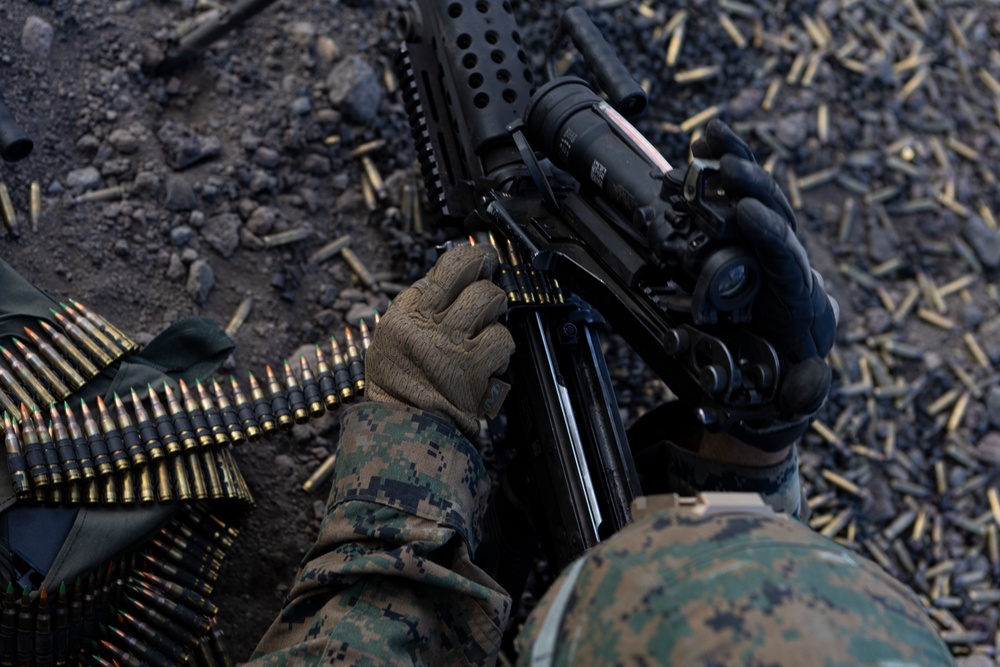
xmin=247 ymin=245 xmax=514 ymax=667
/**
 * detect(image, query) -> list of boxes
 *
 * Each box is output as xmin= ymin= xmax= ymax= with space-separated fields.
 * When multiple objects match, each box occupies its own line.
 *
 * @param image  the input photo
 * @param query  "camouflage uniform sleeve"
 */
xmin=246 ymin=402 xmax=511 ymax=667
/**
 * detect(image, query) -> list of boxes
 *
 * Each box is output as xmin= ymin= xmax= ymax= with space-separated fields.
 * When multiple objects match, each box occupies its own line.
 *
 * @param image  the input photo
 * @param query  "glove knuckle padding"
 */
xmin=417 ymin=245 xmax=498 ymax=316
xmin=438 ymin=280 xmax=508 ymax=343
xmin=704 ymin=119 xmax=756 ymax=162
xmin=720 ymin=155 xmax=796 ymax=232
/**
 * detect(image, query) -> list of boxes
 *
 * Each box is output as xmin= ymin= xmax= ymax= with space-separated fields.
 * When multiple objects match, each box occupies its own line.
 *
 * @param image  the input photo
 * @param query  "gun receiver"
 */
xmin=0 ymin=98 xmax=33 ymax=163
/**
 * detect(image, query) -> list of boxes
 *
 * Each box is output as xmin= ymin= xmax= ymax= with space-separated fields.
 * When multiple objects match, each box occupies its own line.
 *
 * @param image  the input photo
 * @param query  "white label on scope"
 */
xmin=598 ymin=101 xmax=672 ymax=174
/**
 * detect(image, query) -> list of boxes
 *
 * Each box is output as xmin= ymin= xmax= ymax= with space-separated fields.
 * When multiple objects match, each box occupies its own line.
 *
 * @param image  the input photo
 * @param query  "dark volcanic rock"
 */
xmin=157 ymin=122 xmax=223 ymax=170
xmin=186 ymin=259 xmax=215 ymax=304
xmin=326 ymin=55 xmax=382 ymax=125
xmin=203 ymin=213 xmax=242 ymax=258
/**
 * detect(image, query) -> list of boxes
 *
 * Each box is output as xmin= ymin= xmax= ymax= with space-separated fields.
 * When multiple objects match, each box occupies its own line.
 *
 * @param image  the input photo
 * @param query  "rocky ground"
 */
xmin=1 ymin=0 xmax=999 ymax=663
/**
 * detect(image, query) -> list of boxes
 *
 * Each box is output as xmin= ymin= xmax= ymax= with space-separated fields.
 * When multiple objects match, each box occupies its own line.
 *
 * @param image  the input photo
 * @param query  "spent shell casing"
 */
xmin=314 ymin=346 xmax=340 ymax=410
xmin=224 ymin=296 xmax=253 ymax=337
xmin=308 ymin=234 xmax=352 ymax=265
xmin=196 ymin=380 xmax=230 ymax=447
xmin=283 ymin=360 xmax=309 ymax=424
xmin=38 ymin=321 xmax=100 ymax=379
xmin=265 ymin=364 xmax=293 ymax=432
xmin=344 ymin=328 xmax=365 ymax=396
xmin=48 ymin=404 xmax=81 ymax=482
xmin=361 ymin=156 xmax=388 ymax=201
xmin=340 ymin=247 xmax=379 ymax=291
xmin=59 ymin=303 xmax=124 ymax=359
xmin=211 ymin=378 xmax=246 ymax=445
xmin=1 ymin=346 xmax=55 ymax=407
xmin=329 ymin=338 xmax=354 ymax=402
xmin=96 ymin=396 xmax=130 ymax=472
xmin=248 ymin=372 xmax=277 ymax=435
xmin=179 ymin=379 xmax=215 ymax=449
xmin=4 ymin=412 xmax=32 ymax=498
xmin=298 ymin=355 xmax=325 ymax=419
xmin=113 ymin=394 xmax=147 ymax=468
xmin=228 ymin=376 xmax=260 ymax=442
xmin=130 ymin=388 xmax=164 ymax=461
xmin=29 ymin=181 xmax=40 ymax=233
xmin=13 ymin=338 xmax=71 ymax=399
xmin=302 ymin=451 xmax=337 ymax=493
xmin=51 ymin=311 xmax=112 ymax=367
xmin=0 ymin=183 xmax=19 ymax=238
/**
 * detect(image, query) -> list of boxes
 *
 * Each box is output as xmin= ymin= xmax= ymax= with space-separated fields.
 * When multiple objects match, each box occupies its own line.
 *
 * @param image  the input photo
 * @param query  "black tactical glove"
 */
xmin=691 ymin=120 xmax=838 ymax=450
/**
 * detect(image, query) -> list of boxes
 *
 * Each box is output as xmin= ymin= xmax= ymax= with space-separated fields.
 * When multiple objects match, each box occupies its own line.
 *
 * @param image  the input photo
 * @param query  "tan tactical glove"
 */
xmin=365 ymin=244 xmax=515 ymax=438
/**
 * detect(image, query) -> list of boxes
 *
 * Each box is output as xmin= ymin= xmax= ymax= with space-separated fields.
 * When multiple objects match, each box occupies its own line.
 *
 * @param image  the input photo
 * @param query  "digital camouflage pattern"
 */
xmin=247 ymin=402 xmax=509 ymax=666
xmin=516 ymin=509 xmax=955 ymax=667
xmin=248 ymin=401 xmax=952 ymax=666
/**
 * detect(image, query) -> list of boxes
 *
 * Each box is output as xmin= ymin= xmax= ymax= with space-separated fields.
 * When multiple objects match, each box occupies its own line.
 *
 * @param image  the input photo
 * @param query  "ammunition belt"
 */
xmin=1 ymin=506 xmax=239 ymax=667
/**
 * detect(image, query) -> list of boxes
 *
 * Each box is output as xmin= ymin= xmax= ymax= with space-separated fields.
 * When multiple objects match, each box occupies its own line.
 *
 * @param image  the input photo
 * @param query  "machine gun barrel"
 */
xmin=0 ymin=98 xmax=33 ymax=163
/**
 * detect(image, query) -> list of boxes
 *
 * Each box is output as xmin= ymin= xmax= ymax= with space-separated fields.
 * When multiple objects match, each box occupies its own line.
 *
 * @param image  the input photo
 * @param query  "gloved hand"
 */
xmin=365 ymin=244 xmax=515 ymax=438
xmin=692 ymin=119 xmax=839 ymax=449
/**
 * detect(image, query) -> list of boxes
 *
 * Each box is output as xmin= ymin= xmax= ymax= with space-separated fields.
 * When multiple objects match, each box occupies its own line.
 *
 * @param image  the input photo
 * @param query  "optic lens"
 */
xmin=716 ymin=264 xmax=747 ymax=298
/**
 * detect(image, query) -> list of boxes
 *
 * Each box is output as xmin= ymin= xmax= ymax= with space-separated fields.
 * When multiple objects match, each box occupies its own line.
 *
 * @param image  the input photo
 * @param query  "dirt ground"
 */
xmin=2 ymin=0 xmax=1000 ymax=662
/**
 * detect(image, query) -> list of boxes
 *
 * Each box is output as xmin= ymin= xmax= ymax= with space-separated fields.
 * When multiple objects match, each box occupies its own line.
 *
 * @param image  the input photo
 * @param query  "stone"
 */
xmin=253 ymin=147 xmax=280 ymax=169
xmin=773 ymin=111 xmax=809 ymax=149
xmin=963 ymin=216 xmax=1000 ymax=269
xmin=301 ymin=154 xmax=331 ymax=176
xmin=316 ymin=36 xmax=339 ymax=64
xmin=973 ymin=431 xmax=1000 ymax=466
xmin=166 ymin=253 xmax=186 ymax=281
xmin=247 ymin=207 xmax=277 ymax=236
xmin=157 ymin=121 xmax=222 ymax=170
xmin=21 ymin=16 xmax=53 ymax=60
xmin=203 ymin=213 xmax=242 ymax=258
xmin=987 ymin=386 xmax=1000 ymax=429
xmin=169 ymin=225 xmax=194 ymax=246
xmin=108 ymin=129 xmax=138 ymax=154
xmin=133 ymin=171 xmax=160 ymax=197
xmin=345 ymin=302 xmax=376 ymax=326
xmin=65 ymin=167 xmax=101 ymax=191
xmin=326 ymin=55 xmax=382 ymax=125
xmin=186 ymin=259 xmax=215 ymax=304
xmin=164 ymin=174 xmax=199 ymax=211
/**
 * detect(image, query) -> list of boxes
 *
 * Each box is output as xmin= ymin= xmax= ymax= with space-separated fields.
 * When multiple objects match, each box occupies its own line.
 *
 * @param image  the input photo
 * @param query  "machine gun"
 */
xmin=395 ymin=0 xmax=785 ymax=589
xmin=0 ymin=97 xmax=33 ymax=163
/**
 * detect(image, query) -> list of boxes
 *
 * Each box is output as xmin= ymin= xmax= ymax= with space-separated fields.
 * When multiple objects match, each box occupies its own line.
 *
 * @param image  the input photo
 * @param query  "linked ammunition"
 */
xmin=129 ymin=583 xmax=210 ymax=634
xmin=1 ymin=583 xmax=15 ymax=667
xmin=17 ymin=588 xmax=32 ymax=667
xmin=116 ymin=608 xmax=189 ymax=664
xmin=157 ymin=385 xmax=206 ymax=500
xmin=53 ymin=583 xmax=68 ymax=666
xmin=38 ymin=322 xmax=99 ymax=379
xmin=329 ymin=338 xmax=354 ymax=402
xmin=33 ymin=588 xmax=53 ymax=665
xmin=210 ymin=379 xmax=245 ymax=446
xmin=344 ymin=328 xmax=365 ymax=396
xmin=0 ymin=390 xmax=16 ymax=421
xmin=2 ymin=345 xmax=56 ymax=408
xmin=281 ymin=360 xmax=309 ymax=425
xmin=68 ymin=579 xmax=83 ymax=658
xmin=505 ymin=240 xmax=535 ymax=304
xmin=194 ymin=380 xmax=230 ymax=448
xmin=164 ymin=383 xmax=198 ymax=453
xmin=0 ymin=366 xmax=35 ymax=405
xmin=197 ymin=633 xmax=221 ymax=667
xmin=359 ymin=320 xmax=371 ymax=355
xmin=229 ymin=376 xmax=261 ymax=442
xmin=13 ymin=339 xmax=71 ymax=399
xmin=137 ymin=571 xmax=217 ymax=617
xmin=141 ymin=553 xmax=213 ymax=598
xmin=4 ymin=412 xmax=31 ymax=499
xmin=314 ymin=346 xmax=340 ymax=410
xmin=20 ymin=407 xmax=53 ymax=493
xmin=110 ymin=394 xmax=146 ymax=471
xmin=210 ymin=619 xmax=236 ymax=667
xmin=489 ymin=233 xmax=520 ymax=303
xmin=51 ymin=310 xmax=112 ymax=367
xmin=130 ymin=389 xmax=172 ymax=503
xmin=179 ymin=379 xmax=215 ymax=450
xmin=149 ymin=538 xmax=221 ymax=583
xmin=264 ymin=366 xmax=293 ymax=431
xmin=298 ymin=356 xmax=325 ymax=419
xmin=47 ymin=404 xmax=81 ymax=484
xmin=68 ymin=300 xmax=139 ymax=354
xmin=60 ymin=303 xmax=124 ymax=359
xmin=248 ymin=372 xmax=277 ymax=435
xmin=147 ymin=386 xmax=181 ymax=457
xmin=105 ymin=625 xmax=169 ymax=667
xmin=119 ymin=468 xmax=137 ymax=505
xmin=95 ymin=396 xmax=130 ymax=474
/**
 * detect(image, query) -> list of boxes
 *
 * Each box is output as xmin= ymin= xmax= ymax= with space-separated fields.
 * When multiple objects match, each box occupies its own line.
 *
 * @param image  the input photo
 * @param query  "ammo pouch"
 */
xmin=0 ymin=258 xmax=250 ymax=665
